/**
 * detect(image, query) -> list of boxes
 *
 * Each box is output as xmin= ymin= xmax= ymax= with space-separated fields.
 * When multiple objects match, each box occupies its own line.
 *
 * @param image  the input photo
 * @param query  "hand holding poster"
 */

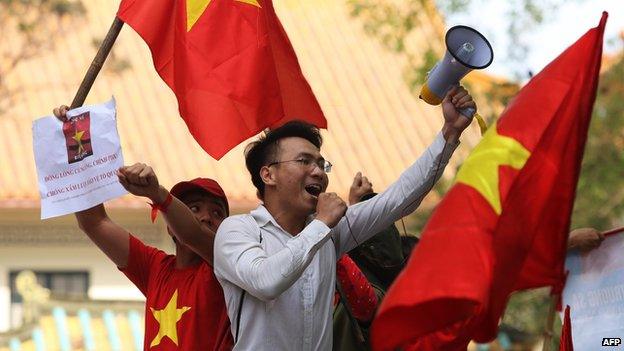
xmin=33 ymin=97 xmax=127 ymax=219
xmin=563 ymin=232 xmax=624 ymax=350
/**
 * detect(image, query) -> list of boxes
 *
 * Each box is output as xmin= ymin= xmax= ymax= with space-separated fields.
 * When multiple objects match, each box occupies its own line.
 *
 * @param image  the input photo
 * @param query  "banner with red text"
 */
xmin=33 ymin=97 xmax=127 ymax=219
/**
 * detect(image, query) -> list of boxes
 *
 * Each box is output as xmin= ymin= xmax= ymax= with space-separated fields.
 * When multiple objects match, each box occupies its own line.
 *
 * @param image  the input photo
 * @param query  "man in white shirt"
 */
xmin=204 ymin=87 xmax=475 ymax=350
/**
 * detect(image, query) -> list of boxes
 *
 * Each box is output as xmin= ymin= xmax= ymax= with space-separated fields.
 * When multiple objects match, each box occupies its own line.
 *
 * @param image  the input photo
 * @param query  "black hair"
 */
xmin=244 ymin=120 xmax=323 ymax=199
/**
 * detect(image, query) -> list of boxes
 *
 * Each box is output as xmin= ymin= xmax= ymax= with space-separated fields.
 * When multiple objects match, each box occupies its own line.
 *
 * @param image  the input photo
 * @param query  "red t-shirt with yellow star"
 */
xmin=120 ymin=235 xmax=233 ymax=350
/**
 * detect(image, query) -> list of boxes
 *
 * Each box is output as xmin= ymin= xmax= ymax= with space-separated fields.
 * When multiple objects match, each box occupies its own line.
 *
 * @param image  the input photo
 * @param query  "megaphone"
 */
xmin=420 ymin=25 xmax=493 ymax=118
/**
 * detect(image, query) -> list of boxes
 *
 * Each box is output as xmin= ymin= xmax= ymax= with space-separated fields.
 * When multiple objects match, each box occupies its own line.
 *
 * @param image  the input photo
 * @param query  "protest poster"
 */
xmin=563 ymin=232 xmax=624 ymax=349
xmin=33 ymin=97 xmax=127 ymax=219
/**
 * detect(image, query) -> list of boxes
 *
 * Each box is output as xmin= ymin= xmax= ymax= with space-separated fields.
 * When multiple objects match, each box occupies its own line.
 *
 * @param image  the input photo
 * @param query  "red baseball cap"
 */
xmin=170 ymin=178 xmax=229 ymax=215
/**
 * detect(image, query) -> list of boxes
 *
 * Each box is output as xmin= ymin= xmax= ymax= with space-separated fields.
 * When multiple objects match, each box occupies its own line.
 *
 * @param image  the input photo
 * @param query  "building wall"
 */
xmin=0 ymin=208 xmax=168 ymax=332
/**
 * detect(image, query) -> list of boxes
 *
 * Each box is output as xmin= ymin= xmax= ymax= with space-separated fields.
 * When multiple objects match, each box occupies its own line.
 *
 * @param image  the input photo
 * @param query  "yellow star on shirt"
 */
xmin=455 ymin=122 xmax=531 ymax=215
xmin=72 ymin=130 xmax=85 ymax=154
xmin=187 ymin=0 xmax=261 ymax=32
xmin=149 ymin=290 xmax=191 ymax=348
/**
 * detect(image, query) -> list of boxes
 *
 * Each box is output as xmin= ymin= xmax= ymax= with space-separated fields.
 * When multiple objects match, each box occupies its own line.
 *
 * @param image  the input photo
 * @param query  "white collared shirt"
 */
xmin=214 ymin=133 xmax=457 ymax=350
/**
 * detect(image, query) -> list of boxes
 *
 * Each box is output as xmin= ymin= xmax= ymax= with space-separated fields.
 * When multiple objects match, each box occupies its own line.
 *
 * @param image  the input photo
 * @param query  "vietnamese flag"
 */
xmin=371 ymin=13 xmax=607 ymax=351
xmin=117 ymin=0 xmax=326 ymax=159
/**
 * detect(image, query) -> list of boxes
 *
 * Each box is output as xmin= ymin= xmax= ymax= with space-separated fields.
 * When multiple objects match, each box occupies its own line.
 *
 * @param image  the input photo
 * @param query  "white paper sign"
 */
xmin=33 ymin=97 xmax=127 ymax=219
xmin=563 ymin=233 xmax=624 ymax=350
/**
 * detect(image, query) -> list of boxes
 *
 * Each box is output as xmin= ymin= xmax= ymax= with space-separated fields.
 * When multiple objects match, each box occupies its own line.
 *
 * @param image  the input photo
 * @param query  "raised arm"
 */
xmin=75 ymin=204 xmax=130 ymax=267
xmin=53 ymin=105 xmax=131 ymax=267
xmin=348 ymin=172 xmax=374 ymax=205
xmin=116 ymin=164 xmax=217 ymax=264
xmin=332 ymin=86 xmax=475 ymax=254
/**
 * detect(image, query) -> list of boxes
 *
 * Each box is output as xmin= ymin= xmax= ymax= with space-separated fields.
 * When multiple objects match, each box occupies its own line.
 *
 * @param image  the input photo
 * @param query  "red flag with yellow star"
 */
xmin=371 ymin=13 xmax=607 ymax=351
xmin=117 ymin=0 xmax=326 ymax=159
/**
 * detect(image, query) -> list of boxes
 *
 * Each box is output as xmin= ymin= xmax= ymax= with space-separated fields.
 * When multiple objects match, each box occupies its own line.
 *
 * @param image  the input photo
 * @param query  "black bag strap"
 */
xmin=234 ymin=222 xmax=263 ymax=343
xmin=234 ymin=290 xmax=245 ymax=343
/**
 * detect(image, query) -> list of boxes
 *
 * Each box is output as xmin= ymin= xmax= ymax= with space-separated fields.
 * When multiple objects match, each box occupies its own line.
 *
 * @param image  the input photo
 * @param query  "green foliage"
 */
xmin=50 ymin=0 xmax=85 ymax=16
xmin=348 ymin=0 xmax=424 ymax=53
xmin=0 ymin=0 xmax=86 ymax=114
xmin=438 ymin=0 xmax=470 ymax=14
xmin=2 ymin=0 xmax=85 ymax=33
xmin=407 ymin=48 xmax=439 ymax=94
xmin=481 ymin=81 xmax=520 ymax=122
xmin=572 ymin=54 xmax=624 ymax=229
xmin=441 ymin=0 xmax=582 ymax=80
xmin=347 ymin=0 xmax=439 ymax=95
xmin=346 ymin=0 xmax=582 ymax=85
xmin=348 ymin=0 xmax=433 ymax=94
xmin=501 ymin=289 xmax=551 ymax=336
xmin=404 ymin=178 xmax=451 ymax=236
xmin=346 ymin=0 xmax=526 ymax=132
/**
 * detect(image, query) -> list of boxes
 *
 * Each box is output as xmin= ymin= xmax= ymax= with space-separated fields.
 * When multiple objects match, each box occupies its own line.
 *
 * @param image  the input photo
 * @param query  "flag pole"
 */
xmin=542 ymin=293 xmax=558 ymax=351
xmin=70 ymin=17 xmax=125 ymax=109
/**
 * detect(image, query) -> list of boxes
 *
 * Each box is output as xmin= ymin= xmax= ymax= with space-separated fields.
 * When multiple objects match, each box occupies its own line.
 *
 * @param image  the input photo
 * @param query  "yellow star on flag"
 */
xmin=72 ymin=130 xmax=85 ymax=154
xmin=149 ymin=290 xmax=191 ymax=347
xmin=187 ymin=0 xmax=261 ymax=32
xmin=455 ymin=122 xmax=531 ymax=215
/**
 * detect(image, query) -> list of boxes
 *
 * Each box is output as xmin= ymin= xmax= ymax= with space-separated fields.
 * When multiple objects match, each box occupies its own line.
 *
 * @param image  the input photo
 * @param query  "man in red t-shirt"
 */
xmin=55 ymin=106 xmax=234 ymax=350
xmin=118 ymin=174 xmax=234 ymax=350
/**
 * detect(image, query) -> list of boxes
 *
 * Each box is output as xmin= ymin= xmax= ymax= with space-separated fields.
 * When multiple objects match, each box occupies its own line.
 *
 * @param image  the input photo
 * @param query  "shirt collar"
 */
xmin=250 ymin=204 xmax=316 ymax=230
xmin=250 ymin=204 xmax=277 ymax=228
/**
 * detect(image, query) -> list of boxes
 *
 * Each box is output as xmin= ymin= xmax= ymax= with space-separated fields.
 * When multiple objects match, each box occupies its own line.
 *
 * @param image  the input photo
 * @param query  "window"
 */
xmin=9 ymin=270 xmax=89 ymax=303
xmin=8 ymin=270 xmax=89 ymax=329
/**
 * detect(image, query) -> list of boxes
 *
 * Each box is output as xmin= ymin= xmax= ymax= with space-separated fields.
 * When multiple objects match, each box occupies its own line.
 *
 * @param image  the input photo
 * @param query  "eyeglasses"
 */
xmin=268 ymin=157 xmax=333 ymax=173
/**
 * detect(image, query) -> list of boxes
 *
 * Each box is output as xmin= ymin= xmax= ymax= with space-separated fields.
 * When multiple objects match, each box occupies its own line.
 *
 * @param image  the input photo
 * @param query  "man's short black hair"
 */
xmin=244 ymin=120 xmax=323 ymax=199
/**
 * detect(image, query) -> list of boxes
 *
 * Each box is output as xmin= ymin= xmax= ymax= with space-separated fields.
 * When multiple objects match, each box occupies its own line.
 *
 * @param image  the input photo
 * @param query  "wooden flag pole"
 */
xmin=542 ymin=293 xmax=559 ymax=351
xmin=70 ymin=17 xmax=124 ymax=109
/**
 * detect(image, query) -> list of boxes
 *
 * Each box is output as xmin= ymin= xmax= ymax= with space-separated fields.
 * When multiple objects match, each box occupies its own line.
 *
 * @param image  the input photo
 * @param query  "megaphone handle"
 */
xmin=459 ymin=107 xmax=476 ymax=119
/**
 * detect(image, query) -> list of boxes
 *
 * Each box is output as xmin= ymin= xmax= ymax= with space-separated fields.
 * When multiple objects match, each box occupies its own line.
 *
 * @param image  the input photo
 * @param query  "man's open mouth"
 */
xmin=305 ymin=184 xmax=322 ymax=197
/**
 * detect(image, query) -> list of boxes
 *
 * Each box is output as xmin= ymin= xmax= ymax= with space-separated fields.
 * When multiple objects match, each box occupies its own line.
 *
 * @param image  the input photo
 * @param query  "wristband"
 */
xmin=148 ymin=192 xmax=173 ymax=223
